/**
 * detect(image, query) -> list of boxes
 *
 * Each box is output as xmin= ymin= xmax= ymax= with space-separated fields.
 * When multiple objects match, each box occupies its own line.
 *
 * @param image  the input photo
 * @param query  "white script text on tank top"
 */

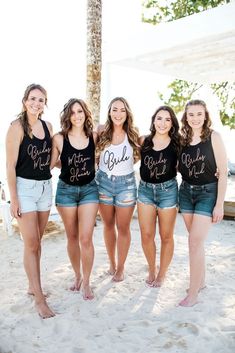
xmin=99 ymin=134 xmax=134 ymax=177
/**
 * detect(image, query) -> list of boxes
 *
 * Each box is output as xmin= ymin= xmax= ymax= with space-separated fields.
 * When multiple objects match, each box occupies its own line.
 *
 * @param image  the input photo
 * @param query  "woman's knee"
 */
xmin=24 ymin=237 xmax=41 ymax=253
xmin=141 ymin=231 xmax=154 ymax=245
xmin=188 ymin=236 xmax=204 ymax=252
xmin=67 ymin=233 xmax=79 ymax=246
xmin=160 ymin=232 xmax=174 ymax=245
xmin=80 ymin=234 xmax=93 ymax=249
xmin=116 ymin=223 xmax=131 ymax=236
xmin=104 ymin=220 xmax=116 ymax=231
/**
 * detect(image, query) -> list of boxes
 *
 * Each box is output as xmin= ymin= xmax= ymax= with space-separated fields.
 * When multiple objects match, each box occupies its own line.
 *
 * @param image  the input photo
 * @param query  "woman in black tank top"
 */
xmin=50 ymin=98 xmax=99 ymax=300
xmin=5 ymin=84 xmax=55 ymax=319
xmin=137 ymin=106 xmax=180 ymax=288
xmin=178 ymin=99 xmax=227 ymax=307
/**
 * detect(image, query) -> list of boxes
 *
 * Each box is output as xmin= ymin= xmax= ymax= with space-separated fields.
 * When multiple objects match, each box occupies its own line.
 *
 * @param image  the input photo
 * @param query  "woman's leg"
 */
xmin=17 ymin=211 xmax=55 ymax=319
xmin=27 ymin=210 xmax=50 ymax=295
xmin=57 ymin=206 xmax=82 ymax=291
xmin=137 ymin=202 xmax=157 ymax=284
xmin=78 ymin=203 xmax=98 ymax=300
xmin=179 ymin=214 xmax=212 ymax=306
xmin=152 ymin=207 xmax=177 ymax=287
xmin=114 ymin=206 xmax=135 ymax=281
xmin=99 ymin=204 xmax=117 ymax=274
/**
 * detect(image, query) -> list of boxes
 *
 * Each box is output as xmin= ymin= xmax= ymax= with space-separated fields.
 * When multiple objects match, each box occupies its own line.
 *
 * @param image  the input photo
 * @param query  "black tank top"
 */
xmin=16 ymin=120 xmax=52 ymax=180
xmin=140 ymin=140 xmax=177 ymax=183
xmin=178 ymin=135 xmax=217 ymax=185
xmin=59 ymin=135 xmax=96 ymax=186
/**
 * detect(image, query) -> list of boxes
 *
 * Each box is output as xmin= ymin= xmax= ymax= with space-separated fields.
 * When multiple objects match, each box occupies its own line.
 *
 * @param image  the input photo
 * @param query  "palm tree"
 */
xmin=86 ymin=0 xmax=102 ymax=126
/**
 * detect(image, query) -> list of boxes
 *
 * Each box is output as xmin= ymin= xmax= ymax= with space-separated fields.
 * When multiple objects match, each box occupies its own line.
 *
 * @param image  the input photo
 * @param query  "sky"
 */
xmin=0 ymin=0 xmax=172 ymax=131
xmin=0 ymin=0 xmax=234 ymax=183
xmin=0 ymin=0 xmax=171 ymax=179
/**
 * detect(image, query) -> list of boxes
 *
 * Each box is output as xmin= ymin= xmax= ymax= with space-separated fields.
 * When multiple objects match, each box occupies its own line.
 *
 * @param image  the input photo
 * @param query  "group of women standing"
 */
xmin=5 ymin=83 xmax=227 ymax=319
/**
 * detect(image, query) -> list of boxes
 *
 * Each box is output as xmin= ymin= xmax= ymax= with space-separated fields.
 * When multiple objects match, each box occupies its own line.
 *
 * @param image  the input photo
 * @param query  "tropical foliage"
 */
xmin=142 ymin=0 xmax=231 ymax=25
xmin=142 ymin=0 xmax=235 ymax=128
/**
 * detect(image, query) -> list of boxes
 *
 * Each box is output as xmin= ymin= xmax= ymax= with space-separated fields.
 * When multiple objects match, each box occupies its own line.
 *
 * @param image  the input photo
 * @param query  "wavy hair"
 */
xmin=59 ymin=98 xmax=93 ymax=138
xmin=181 ymin=99 xmax=212 ymax=146
xmin=96 ymin=97 xmax=140 ymax=162
xmin=17 ymin=83 xmax=47 ymax=137
xmin=142 ymin=105 xmax=180 ymax=155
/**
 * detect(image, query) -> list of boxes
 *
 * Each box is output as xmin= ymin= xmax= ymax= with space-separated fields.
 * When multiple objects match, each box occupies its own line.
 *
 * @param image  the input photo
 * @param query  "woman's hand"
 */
xmin=212 ymin=204 xmax=224 ymax=223
xmin=10 ymin=198 xmax=21 ymax=219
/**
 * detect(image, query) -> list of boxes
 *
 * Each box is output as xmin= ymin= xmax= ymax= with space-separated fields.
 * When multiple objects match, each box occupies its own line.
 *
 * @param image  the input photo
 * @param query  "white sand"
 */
xmin=0 ymin=214 xmax=234 ymax=353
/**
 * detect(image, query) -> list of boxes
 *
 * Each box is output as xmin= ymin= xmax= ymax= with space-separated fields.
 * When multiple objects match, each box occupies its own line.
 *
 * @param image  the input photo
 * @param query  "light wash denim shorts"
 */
xmin=179 ymin=180 xmax=217 ymax=217
xmin=16 ymin=177 xmax=52 ymax=213
xmin=138 ymin=177 xmax=178 ymax=209
xmin=96 ymin=169 xmax=137 ymax=207
xmin=55 ymin=178 xmax=99 ymax=207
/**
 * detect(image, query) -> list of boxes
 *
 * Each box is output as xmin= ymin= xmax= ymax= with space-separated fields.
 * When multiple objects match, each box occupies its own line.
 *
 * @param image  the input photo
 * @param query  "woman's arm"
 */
xmin=138 ymin=135 xmax=146 ymax=146
xmin=93 ymin=131 xmax=98 ymax=145
xmin=211 ymin=131 xmax=227 ymax=223
xmin=50 ymin=134 xmax=62 ymax=170
xmin=5 ymin=121 xmax=23 ymax=218
xmin=96 ymin=124 xmax=105 ymax=137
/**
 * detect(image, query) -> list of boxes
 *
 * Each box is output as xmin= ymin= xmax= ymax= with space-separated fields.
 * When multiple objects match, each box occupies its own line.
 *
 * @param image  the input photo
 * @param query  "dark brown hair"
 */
xmin=181 ymin=99 xmax=212 ymax=146
xmin=142 ymin=105 xmax=180 ymax=155
xmin=60 ymin=98 xmax=93 ymax=138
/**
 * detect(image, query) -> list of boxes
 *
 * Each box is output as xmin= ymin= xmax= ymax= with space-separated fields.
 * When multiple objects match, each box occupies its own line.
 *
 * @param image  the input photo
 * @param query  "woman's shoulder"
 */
xmin=8 ymin=119 xmax=23 ymax=135
xmin=92 ymin=131 xmax=98 ymax=144
xmin=211 ymin=130 xmax=221 ymax=139
xmin=10 ymin=118 xmax=21 ymax=128
xmin=96 ymin=124 xmax=105 ymax=136
xmin=53 ymin=132 xmax=63 ymax=142
xmin=43 ymin=120 xmax=53 ymax=136
xmin=139 ymin=135 xmax=147 ymax=146
xmin=6 ymin=119 xmax=24 ymax=146
xmin=211 ymin=130 xmax=224 ymax=146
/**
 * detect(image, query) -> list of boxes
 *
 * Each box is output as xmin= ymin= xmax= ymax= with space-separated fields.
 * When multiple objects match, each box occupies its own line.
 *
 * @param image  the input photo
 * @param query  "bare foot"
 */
xmin=150 ymin=274 xmax=165 ymax=288
xmin=107 ymin=264 xmax=116 ymax=276
xmin=112 ymin=270 xmax=124 ymax=282
xmin=70 ymin=277 xmax=83 ymax=291
xmin=107 ymin=268 xmax=116 ymax=276
xmin=145 ymin=273 xmax=156 ymax=286
xmin=179 ymin=295 xmax=198 ymax=307
xmin=82 ymin=284 xmax=94 ymax=301
xmin=35 ymin=300 xmax=55 ymax=319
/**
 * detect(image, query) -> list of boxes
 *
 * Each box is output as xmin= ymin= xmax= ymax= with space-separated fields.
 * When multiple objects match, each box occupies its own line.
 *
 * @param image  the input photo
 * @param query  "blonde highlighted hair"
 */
xmin=96 ymin=97 xmax=140 ymax=162
xmin=17 ymin=83 xmax=47 ymax=137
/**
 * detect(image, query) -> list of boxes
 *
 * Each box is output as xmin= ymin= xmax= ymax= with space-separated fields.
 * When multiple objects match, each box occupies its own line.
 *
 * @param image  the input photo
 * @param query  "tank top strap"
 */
xmin=40 ymin=120 xmax=51 ymax=139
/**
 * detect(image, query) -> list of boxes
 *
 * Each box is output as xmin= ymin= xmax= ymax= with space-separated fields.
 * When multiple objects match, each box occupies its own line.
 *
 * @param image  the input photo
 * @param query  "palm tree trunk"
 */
xmin=86 ymin=0 xmax=102 ymax=126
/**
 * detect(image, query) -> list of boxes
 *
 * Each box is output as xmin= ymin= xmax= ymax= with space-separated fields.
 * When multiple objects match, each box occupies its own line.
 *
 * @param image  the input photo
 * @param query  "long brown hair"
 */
xmin=142 ymin=105 xmax=180 ymax=155
xmin=181 ymin=99 xmax=212 ymax=146
xmin=59 ymin=98 xmax=93 ymax=138
xmin=96 ymin=97 xmax=140 ymax=162
xmin=17 ymin=83 xmax=47 ymax=137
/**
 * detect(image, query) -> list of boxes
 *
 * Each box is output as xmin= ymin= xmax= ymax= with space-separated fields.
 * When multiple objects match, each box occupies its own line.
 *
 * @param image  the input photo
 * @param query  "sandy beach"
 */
xmin=0 ymin=213 xmax=234 ymax=353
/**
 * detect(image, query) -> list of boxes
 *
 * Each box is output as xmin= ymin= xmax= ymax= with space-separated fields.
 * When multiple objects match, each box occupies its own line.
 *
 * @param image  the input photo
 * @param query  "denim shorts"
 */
xmin=16 ymin=177 xmax=52 ymax=213
xmin=138 ymin=177 xmax=178 ymax=209
xmin=179 ymin=180 xmax=218 ymax=217
xmin=55 ymin=178 xmax=99 ymax=207
xmin=95 ymin=169 xmax=137 ymax=207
